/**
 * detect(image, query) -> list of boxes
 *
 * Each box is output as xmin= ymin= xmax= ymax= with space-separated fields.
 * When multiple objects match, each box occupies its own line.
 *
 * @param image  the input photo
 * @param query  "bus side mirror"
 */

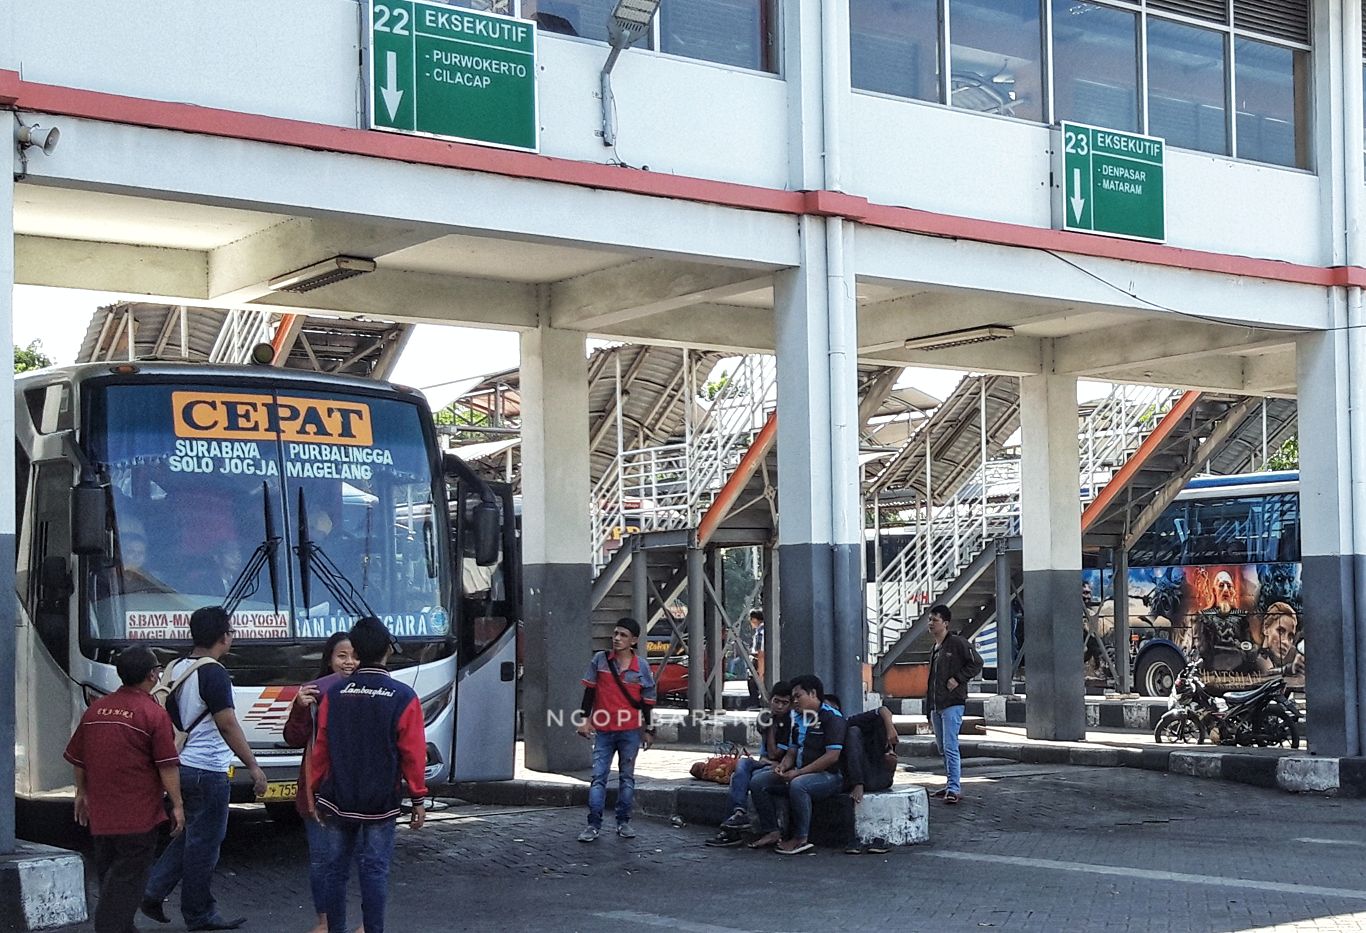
xmin=473 ymin=502 xmax=500 ymax=567
xmin=71 ymin=482 xmax=108 ymax=556
xmin=442 ymin=452 xmax=462 ymax=477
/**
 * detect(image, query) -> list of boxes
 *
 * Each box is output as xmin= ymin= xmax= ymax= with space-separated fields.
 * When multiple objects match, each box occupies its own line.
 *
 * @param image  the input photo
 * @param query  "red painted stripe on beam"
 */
xmin=2 ymin=68 xmax=1358 ymax=289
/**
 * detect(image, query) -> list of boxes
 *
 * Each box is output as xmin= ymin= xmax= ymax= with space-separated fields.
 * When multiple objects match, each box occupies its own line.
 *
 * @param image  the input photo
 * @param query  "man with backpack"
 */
xmin=926 ymin=604 xmax=983 ymax=806
xmin=142 ymin=607 xmax=267 ymax=931
xmin=575 ymin=617 xmax=656 ymax=842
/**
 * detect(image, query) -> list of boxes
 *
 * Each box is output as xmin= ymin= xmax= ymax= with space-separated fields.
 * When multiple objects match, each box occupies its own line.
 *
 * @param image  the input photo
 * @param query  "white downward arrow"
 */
xmin=381 ymin=51 xmax=404 ymax=121
xmin=1070 ymin=168 xmax=1086 ymax=222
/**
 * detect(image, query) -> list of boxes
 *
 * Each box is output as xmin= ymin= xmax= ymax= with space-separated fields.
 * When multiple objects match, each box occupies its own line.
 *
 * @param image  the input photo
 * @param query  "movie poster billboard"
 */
xmin=1087 ymin=562 xmax=1304 ymax=691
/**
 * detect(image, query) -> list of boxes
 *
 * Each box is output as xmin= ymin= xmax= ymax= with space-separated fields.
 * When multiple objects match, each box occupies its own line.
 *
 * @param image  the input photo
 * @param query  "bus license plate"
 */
xmin=262 ymin=781 xmax=298 ymax=802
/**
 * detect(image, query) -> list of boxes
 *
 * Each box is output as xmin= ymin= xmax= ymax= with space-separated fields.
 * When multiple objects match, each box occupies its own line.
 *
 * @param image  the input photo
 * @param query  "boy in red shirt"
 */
xmin=65 ymin=646 xmax=184 ymax=933
xmin=575 ymin=617 xmax=656 ymax=842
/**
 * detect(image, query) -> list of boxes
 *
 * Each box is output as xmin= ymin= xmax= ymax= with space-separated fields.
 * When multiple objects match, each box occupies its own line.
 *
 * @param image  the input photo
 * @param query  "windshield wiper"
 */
xmin=295 ymin=488 xmax=376 ymax=620
xmin=222 ymin=482 xmax=283 ymax=616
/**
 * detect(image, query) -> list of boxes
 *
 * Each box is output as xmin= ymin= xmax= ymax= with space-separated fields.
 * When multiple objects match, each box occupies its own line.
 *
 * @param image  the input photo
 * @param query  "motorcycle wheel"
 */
xmin=1154 ymin=712 xmax=1206 ymax=744
xmin=1258 ymin=709 xmax=1301 ymax=749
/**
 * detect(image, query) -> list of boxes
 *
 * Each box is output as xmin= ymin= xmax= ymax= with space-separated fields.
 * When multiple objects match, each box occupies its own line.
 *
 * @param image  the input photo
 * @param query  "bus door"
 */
xmin=451 ymin=481 xmax=517 ymax=782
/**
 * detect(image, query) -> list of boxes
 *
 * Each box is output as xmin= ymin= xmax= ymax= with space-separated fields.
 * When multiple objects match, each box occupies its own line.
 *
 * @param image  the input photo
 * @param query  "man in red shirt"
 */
xmin=575 ymin=617 xmax=656 ymax=842
xmin=65 ymin=645 xmax=185 ymax=933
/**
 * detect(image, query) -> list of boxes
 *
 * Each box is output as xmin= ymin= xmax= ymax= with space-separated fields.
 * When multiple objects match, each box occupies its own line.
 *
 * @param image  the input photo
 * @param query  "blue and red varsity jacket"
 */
xmin=309 ymin=667 xmax=429 ymax=821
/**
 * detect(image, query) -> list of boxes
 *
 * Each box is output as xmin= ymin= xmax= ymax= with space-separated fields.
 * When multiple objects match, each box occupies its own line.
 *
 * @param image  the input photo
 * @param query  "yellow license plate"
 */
xmin=262 ymin=781 xmax=298 ymax=802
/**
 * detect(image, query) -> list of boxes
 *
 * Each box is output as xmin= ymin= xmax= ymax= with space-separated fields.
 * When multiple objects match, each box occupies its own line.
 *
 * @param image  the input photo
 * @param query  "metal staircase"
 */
xmin=870 ymin=382 xmax=1183 ymax=672
xmin=590 ymin=354 xmax=777 ymax=569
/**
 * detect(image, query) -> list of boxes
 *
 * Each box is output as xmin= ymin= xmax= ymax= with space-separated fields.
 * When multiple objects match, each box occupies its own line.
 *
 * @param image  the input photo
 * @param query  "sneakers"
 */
xmin=720 ymin=809 xmax=750 ymax=830
xmin=865 ymin=837 xmax=891 ymax=854
xmin=578 ymin=826 xmax=600 ymax=843
xmin=704 ymin=830 xmax=746 ymax=848
xmin=616 ymin=822 xmax=637 ymax=839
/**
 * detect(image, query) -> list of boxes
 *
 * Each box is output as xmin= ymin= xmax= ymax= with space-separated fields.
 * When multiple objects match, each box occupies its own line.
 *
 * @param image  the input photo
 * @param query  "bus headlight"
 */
xmin=420 ymin=686 xmax=453 ymax=725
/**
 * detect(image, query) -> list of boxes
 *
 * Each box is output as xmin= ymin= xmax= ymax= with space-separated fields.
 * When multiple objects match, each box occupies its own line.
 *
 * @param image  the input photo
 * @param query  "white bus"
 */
xmin=14 ymin=363 xmax=518 ymax=814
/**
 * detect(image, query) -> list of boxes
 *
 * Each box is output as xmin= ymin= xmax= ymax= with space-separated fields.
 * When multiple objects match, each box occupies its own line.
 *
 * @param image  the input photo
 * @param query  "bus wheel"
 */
xmin=265 ymin=802 xmax=302 ymax=825
xmin=1135 ymin=646 xmax=1184 ymax=697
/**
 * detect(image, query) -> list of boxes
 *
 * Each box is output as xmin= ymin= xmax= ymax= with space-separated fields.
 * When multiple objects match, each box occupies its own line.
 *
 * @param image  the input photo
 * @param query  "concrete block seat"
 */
xmin=790 ymin=783 xmax=930 ymax=850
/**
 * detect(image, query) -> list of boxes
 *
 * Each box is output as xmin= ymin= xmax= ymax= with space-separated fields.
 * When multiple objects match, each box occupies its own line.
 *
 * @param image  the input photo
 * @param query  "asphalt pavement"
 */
xmin=40 ymin=753 xmax=1366 ymax=933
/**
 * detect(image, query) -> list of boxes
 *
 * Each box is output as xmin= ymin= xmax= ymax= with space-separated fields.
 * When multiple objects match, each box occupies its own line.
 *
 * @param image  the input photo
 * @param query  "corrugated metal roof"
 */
xmin=76 ymin=304 xmax=230 ymax=363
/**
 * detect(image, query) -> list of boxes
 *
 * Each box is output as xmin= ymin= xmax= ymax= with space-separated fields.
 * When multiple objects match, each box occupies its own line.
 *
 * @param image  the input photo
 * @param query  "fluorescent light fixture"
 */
xmin=903 ymin=325 xmax=1016 ymax=352
xmin=611 ymin=0 xmax=661 ymax=28
xmin=267 ymin=256 xmax=377 ymax=293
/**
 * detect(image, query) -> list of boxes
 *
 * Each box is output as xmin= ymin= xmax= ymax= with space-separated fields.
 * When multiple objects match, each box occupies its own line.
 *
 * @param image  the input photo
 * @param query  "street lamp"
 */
xmin=600 ymin=0 xmax=661 ymax=148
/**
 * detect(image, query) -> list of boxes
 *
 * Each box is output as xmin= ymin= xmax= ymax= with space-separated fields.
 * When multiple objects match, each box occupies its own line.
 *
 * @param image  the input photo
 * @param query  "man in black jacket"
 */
xmin=927 ymin=605 xmax=982 ymax=805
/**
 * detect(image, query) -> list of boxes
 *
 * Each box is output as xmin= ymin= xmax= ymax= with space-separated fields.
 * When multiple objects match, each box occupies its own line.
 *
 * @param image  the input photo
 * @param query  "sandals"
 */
xmin=746 ymin=833 xmax=781 ymax=850
xmin=777 ymin=842 xmax=814 ymax=855
xmin=929 ymin=788 xmax=949 ymax=798
xmin=944 ymin=791 xmax=961 ymax=805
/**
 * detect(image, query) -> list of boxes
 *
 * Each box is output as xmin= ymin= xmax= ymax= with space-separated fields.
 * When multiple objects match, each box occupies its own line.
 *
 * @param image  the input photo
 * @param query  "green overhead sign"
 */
xmin=1060 ymin=122 xmax=1165 ymax=243
xmin=368 ymin=0 xmax=538 ymax=152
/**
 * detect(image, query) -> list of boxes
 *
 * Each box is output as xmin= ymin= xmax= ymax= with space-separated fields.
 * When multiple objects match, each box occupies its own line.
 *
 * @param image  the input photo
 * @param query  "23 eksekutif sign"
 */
xmin=367 ymin=0 xmax=538 ymax=152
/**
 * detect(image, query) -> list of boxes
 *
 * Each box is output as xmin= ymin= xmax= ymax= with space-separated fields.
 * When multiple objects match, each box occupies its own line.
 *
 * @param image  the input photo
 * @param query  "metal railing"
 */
xmin=868 ymin=383 xmax=1185 ymax=658
xmin=209 ymin=308 xmax=281 ymax=365
xmin=590 ymin=354 xmax=776 ymax=570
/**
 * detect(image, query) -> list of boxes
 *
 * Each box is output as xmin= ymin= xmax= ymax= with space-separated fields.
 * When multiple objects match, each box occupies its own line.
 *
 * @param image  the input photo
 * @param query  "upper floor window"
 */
xmin=851 ymin=0 xmax=1312 ymax=169
xmin=515 ymin=0 xmax=778 ymax=73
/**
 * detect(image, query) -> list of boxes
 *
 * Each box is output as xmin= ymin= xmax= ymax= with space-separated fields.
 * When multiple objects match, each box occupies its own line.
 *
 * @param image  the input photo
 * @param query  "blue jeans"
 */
xmin=932 ymin=704 xmax=965 ymax=794
xmin=322 ymin=816 xmax=397 ymax=933
xmin=750 ymin=768 xmax=843 ymax=840
xmin=305 ymin=815 xmax=341 ymax=915
xmin=144 ymin=766 xmax=231 ymax=927
xmin=587 ymin=729 xmax=642 ymax=828
xmin=726 ymin=757 xmax=770 ymax=813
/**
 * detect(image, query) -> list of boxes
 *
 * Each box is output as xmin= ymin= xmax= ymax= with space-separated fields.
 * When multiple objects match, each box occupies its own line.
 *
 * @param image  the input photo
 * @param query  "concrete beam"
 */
xmin=866 ymin=335 xmax=1044 ymax=375
xmin=1244 ymin=350 xmax=1298 ymax=397
xmin=15 ymin=235 xmax=207 ymax=298
xmin=1053 ymin=318 xmax=1295 ymax=376
xmin=1101 ymin=355 xmax=1250 ymax=394
xmin=549 ymin=259 xmax=773 ymax=331
xmin=248 ymin=268 xmax=537 ymax=330
xmin=604 ymin=302 xmax=772 ymax=354
xmin=208 ymin=217 xmax=439 ymax=304
xmin=856 ymin=292 xmax=1058 ymax=354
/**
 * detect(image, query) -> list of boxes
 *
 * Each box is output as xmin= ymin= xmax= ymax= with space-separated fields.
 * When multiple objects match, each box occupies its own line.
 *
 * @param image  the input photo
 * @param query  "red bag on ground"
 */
xmin=689 ymin=744 xmax=748 ymax=784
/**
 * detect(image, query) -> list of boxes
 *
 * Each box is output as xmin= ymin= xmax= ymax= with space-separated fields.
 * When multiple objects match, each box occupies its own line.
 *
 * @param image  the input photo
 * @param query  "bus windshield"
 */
xmin=82 ymin=381 xmax=449 ymax=644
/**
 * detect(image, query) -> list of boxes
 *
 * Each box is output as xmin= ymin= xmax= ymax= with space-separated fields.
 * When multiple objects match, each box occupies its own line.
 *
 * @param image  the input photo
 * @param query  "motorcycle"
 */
xmin=1152 ymin=657 xmax=1301 ymax=748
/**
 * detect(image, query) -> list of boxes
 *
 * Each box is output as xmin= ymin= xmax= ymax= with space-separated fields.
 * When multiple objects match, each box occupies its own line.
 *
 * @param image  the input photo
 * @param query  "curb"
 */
xmin=935 ymin=735 xmax=1357 ymax=797
xmin=0 ymin=843 xmax=87 ymax=931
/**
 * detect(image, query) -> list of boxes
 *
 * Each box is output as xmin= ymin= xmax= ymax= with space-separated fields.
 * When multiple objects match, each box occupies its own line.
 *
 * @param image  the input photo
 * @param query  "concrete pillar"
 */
xmin=1113 ymin=548 xmax=1131 ymax=695
xmin=1020 ymin=369 xmax=1085 ymax=740
xmin=519 ymin=326 xmax=591 ymax=772
xmin=994 ymin=541 xmax=1014 ymax=696
xmin=773 ymin=218 xmax=863 ymax=709
xmin=630 ymin=543 xmax=648 ymax=627
xmin=1 ymin=158 xmax=16 ymax=852
xmin=1297 ymin=318 xmax=1360 ymax=757
xmin=686 ymin=547 xmax=705 ymax=712
xmin=762 ymin=545 xmax=779 ymax=687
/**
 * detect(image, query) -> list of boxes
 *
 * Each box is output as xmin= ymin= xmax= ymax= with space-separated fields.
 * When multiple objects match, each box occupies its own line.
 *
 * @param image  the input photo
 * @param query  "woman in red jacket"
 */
xmin=283 ymin=633 xmax=358 ymax=933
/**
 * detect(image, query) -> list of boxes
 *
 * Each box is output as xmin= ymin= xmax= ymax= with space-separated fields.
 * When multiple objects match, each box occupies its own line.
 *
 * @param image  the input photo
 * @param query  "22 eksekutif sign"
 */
xmin=367 ymin=0 xmax=538 ymax=152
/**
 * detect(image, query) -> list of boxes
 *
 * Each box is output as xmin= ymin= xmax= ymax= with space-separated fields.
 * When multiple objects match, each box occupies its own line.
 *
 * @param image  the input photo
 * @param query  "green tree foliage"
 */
xmin=1265 ymin=436 xmax=1298 ymax=471
xmin=14 ymin=340 xmax=53 ymax=373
